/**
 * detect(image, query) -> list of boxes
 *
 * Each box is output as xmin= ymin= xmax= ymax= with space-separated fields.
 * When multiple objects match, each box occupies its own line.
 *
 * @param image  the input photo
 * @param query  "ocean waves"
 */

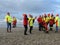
xmin=0 ymin=19 xmax=38 ymax=28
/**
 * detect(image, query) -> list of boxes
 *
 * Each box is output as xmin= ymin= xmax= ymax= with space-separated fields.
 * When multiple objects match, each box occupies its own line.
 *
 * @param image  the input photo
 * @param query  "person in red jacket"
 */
xmin=12 ymin=17 xmax=17 ymax=28
xmin=42 ymin=15 xmax=49 ymax=33
xmin=37 ymin=15 xmax=43 ymax=31
xmin=42 ymin=20 xmax=48 ymax=33
xmin=23 ymin=14 xmax=28 ymax=35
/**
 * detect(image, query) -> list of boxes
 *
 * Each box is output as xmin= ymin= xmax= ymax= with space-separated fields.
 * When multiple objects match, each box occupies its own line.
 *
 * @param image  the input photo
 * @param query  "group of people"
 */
xmin=37 ymin=14 xmax=57 ymax=33
xmin=5 ymin=12 xmax=17 ymax=32
xmin=5 ymin=12 xmax=60 ymax=35
xmin=37 ymin=14 xmax=60 ymax=33
xmin=23 ymin=13 xmax=60 ymax=35
xmin=23 ymin=14 xmax=36 ymax=35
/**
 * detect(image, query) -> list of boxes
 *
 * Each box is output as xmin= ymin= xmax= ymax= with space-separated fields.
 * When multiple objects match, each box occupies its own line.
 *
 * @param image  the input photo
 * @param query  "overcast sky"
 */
xmin=0 ymin=0 xmax=60 ymax=19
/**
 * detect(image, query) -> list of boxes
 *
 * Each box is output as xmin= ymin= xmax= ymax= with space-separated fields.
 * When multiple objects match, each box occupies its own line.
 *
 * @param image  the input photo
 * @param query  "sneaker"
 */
xmin=24 ymin=33 xmax=28 ymax=35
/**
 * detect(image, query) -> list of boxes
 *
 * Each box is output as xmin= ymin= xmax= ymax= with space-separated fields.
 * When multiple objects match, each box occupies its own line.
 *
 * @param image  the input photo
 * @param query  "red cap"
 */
xmin=48 ymin=13 xmax=50 ymax=16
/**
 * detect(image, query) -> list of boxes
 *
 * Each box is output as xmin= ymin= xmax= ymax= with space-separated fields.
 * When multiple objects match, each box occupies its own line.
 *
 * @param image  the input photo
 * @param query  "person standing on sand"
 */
xmin=28 ymin=14 xmax=36 ymax=34
xmin=42 ymin=14 xmax=49 ymax=33
xmin=58 ymin=18 xmax=60 ymax=29
xmin=46 ymin=13 xmax=51 ymax=25
xmin=5 ymin=12 xmax=12 ymax=32
xmin=49 ymin=18 xmax=54 ymax=31
xmin=49 ymin=14 xmax=54 ymax=31
xmin=23 ymin=14 xmax=28 ymax=35
xmin=55 ymin=14 xmax=59 ymax=32
xmin=37 ymin=15 xmax=43 ymax=31
xmin=12 ymin=17 xmax=17 ymax=28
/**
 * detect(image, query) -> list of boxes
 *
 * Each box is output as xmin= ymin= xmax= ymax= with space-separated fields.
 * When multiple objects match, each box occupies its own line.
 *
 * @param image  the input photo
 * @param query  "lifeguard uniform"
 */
xmin=55 ymin=15 xmax=59 ymax=32
xmin=49 ymin=19 xmax=54 ymax=31
xmin=23 ymin=14 xmax=28 ymax=35
xmin=28 ymin=17 xmax=35 ymax=34
xmin=12 ymin=17 xmax=17 ymax=28
xmin=37 ymin=16 xmax=43 ymax=31
xmin=58 ymin=18 xmax=60 ymax=27
xmin=49 ymin=16 xmax=54 ymax=31
xmin=5 ymin=15 xmax=12 ymax=32
xmin=42 ymin=17 xmax=49 ymax=33
xmin=58 ymin=18 xmax=60 ymax=32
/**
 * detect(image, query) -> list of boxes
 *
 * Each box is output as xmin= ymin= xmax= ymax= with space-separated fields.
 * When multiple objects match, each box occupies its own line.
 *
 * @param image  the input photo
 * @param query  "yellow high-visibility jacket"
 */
xmin=28 ymin=17 xmax=34 ymax=26
xmin=55 ymin=16 xmax=59 ymax=26
xmin=5 ymin=15 xmax=12 ymax=23
xmin=46 ymin=17 xmax=50 ymax=22
xmin=58 ymin=18 xmax=60 ymax=26
xmin=13 ymin=18 xmax=16 ymax=21
xmin=43 ymin=17 xmax=49 ymax=23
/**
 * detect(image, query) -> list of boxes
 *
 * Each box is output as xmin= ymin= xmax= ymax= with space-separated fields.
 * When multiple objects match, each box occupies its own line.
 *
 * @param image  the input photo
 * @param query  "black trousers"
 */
xmin=7 ymin=23 xmax=11 ymax=31
xmin=13 ymin=24 xmax=16 ymax=28
xmin=24 ymin=25 xmax=28 ymax=34
xmin=49 ymin=25 xmax=53 ymax=30
xmin=29 ymin=26 xmax=33 ymax=34
xmin=39 ymin=23 xmax=43 ymax=31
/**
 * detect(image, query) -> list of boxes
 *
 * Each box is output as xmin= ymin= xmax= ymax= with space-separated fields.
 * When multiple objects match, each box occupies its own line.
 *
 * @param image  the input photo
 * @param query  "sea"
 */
xmin=0 ymin=19 xmax=38 ymax=28
xmin=0 ymin=18 xmax=59 ymax=30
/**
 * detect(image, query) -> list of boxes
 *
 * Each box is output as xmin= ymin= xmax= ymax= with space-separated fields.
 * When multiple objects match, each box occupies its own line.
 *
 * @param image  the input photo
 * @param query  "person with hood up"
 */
xmin=23 ymin=14 xmax=28 ymax=35
xmin=37 ymin=15 xmax=43 ymax=31
xmin=28 ymin=14 xmax=36 ymax=34
xmin=42 ymin=14 xmax=49 ymax=33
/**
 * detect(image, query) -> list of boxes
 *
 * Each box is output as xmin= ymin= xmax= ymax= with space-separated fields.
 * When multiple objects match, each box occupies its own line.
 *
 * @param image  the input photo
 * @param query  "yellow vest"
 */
xmin=43 ymin=17 xmax=49 ymax=23
xmin=58 ymin=18 xmax=60 ymax=26
xmin=55 ymin=16 xmax=59 ymax=26
xmin=55 ymin=16 xmax=59 ymax=22
xmin=46 ymin=17 xmax=50 ymax=22
xmin=13 ymin=18 xmax=16 ymax=21
xmin=5 ymin=15 xmax=12 ymax=23
xmin=28 ymin=17 xmax=34 ymax=26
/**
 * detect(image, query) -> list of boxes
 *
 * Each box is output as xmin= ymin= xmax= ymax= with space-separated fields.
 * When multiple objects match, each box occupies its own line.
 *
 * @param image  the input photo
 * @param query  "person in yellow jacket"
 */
xmin=47 ymin=13 xmax=51 ymax=23
xmin=43 ymin=15 xmax=50 ymax=24
xmin=5 ymin=12 xmax=12 ymax=32
xmin=28 ymin=14 xmax=36 ymax=34
xmin=49 ymin=14 xmax=55 ymax=31
xmin=43 ymin=15 xmax=49 ymax=33
xmin=58 ymin=18 xmax=60 ymax=27
xmin=55 ymin=14 xmax=59 ymax=32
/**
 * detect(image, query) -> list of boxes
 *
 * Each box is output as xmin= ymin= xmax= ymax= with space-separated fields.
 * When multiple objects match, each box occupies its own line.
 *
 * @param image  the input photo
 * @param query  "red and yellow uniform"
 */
xmin=55 ymin=14 xmax=59 ymax=32
xmin=42 ymin=17 xmax=49 ymax=33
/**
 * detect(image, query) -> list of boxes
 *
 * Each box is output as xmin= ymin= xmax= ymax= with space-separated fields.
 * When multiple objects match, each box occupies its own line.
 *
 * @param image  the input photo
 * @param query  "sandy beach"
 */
xmin=0 ymin=27 xmax=60 ymax=45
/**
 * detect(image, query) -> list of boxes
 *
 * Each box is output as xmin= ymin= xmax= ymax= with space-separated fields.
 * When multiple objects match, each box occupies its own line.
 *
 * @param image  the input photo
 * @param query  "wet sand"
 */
xmin=0 ymin=27 xmax=60 ymax=45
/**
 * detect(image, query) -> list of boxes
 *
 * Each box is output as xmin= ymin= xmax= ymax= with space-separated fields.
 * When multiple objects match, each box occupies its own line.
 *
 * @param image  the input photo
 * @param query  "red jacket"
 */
xmin=23 ymin=15 xmax=28 ymax=25
xmin=49 ymin=19 xmax=54 ymax=25
xmin=13 ymin=20 xmax=17 ymax=25
xmin=37 ymin=17 xmax=42 ymax=24
xmin=42 ymin=20 xmax=48 ymax=31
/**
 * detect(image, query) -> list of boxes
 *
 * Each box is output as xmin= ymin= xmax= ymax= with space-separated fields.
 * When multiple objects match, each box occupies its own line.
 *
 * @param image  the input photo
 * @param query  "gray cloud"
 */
xmin=0 ymin=0 xmax=60 ymax=18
